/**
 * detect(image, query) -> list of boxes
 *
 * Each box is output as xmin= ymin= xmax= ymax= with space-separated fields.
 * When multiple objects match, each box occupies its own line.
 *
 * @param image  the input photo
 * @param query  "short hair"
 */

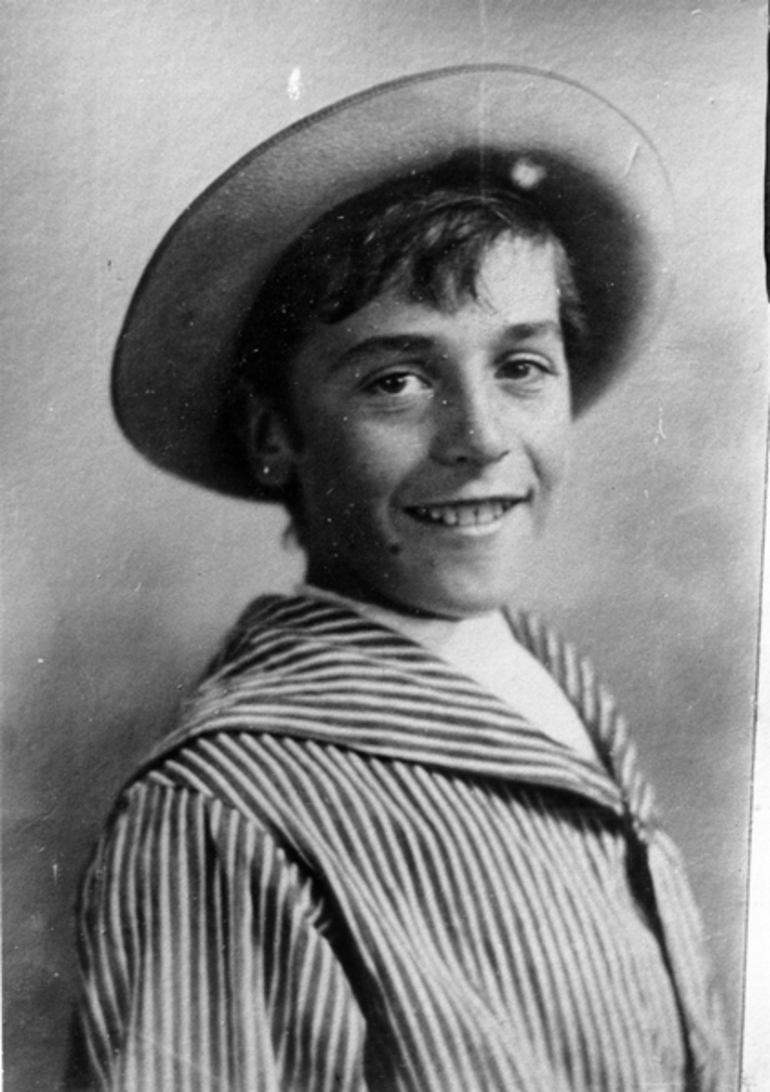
xmin=232 ymin=171 xmax=587 ymax=509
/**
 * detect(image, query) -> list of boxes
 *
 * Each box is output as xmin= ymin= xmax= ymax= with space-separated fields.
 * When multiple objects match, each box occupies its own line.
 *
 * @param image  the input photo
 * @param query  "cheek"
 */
xmin=536 ymin=412 xmax=573 ymax=491
xmin=332 ymin=425 xmax=418 ymax=501
xmin=297 ymin=423 xmax=409 ymax=529
xmin=548 ymin=435 xmax=571 ymax=489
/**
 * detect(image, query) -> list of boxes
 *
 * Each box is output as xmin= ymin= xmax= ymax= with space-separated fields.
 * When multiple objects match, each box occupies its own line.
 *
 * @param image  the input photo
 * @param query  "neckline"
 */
xmin=173 ymin=592 xmax=626 ymax=808
xmin=298 ymin=583 xmax=599 ymax=763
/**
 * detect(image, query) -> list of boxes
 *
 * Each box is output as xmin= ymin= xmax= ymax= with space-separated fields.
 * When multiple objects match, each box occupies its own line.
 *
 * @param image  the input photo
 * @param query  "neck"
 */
xmin=299 ymin=581 xmax=509 ymax=653
xmin=303 ymin=564 xmax=505 ymax=627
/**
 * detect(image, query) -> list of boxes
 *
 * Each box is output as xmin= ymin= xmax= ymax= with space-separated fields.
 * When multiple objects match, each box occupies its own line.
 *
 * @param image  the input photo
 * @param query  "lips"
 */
xmin=404 ymin=495 xmax=528 ymax=529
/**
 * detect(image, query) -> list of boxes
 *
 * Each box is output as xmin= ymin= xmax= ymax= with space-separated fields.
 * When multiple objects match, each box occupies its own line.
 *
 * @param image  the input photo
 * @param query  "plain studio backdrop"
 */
xmin=2 ymin=1 xmax=766 ymax=1088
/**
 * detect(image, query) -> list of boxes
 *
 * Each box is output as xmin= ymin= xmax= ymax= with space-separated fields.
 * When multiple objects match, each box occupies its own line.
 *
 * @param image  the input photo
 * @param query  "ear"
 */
xmin=241 ymin=391 xmax=297 ymax=492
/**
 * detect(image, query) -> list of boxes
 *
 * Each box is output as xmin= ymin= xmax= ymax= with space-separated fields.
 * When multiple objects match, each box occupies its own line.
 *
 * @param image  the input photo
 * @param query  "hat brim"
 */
xmin=112 ymin=65 xmax=672 ymax=499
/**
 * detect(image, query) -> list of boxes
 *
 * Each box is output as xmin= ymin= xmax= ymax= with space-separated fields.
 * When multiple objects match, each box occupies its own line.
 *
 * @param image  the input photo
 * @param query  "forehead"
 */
xmin=457 ymin=235 xmax=560 ymax=314
xmin=293 ymin=236 xmax=562 ymax=365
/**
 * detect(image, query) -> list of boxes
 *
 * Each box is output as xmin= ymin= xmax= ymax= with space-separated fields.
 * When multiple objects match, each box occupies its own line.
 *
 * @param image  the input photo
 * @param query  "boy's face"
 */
xmin=273 ymin=235 xmax=572 ymax=617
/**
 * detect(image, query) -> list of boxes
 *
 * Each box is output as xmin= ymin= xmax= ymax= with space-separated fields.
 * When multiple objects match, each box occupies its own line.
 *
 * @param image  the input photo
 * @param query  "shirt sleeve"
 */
xmin=71 ymin=780 xmax=367 ymax=1092
xmin=646 ymin=830 xmax=733 ymax=1092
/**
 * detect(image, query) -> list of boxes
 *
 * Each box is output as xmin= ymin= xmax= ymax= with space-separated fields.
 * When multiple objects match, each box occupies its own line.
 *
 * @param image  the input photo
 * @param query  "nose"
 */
xmin=430 ymin=381 xmax=510 ymax=467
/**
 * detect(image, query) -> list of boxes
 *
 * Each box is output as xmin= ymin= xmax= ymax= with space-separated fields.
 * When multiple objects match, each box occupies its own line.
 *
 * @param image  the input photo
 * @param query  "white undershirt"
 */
xmin=298 ymin=584 xmax=597 ymax=763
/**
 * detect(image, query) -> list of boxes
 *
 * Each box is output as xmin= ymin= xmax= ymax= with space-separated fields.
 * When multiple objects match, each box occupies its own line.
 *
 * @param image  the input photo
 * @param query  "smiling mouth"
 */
xmin=405 ymin=496 xmax=528 ymax=530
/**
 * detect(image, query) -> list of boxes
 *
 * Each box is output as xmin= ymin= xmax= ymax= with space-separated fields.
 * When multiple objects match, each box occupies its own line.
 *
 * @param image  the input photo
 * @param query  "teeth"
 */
xmin=412 ymin=500 xmax=514 ymax=527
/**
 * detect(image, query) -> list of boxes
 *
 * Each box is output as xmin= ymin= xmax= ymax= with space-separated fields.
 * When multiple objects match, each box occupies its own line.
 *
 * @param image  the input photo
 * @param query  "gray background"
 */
xmin=3 ymin=1 xmax=766 ymax=1088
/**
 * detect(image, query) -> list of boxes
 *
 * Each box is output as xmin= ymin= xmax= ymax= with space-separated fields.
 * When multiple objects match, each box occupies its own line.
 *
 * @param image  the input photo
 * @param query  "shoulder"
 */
xmin=506 ymin=607 xmax=619 ymax=729
xmin=507 ymin=607 xmax=662 ymax=828
xmin=80 ymin=747 xmax=324 ymax=911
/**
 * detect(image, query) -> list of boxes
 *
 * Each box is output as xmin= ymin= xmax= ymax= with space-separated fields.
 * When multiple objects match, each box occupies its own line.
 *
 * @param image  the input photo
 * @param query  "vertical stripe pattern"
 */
xmin=71 ymin=594 xmax=729 ymax=1091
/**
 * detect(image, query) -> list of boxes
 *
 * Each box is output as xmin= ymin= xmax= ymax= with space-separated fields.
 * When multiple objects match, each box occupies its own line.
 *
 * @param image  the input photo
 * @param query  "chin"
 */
xmin=388 ymin=571 xmax=519 ymax=620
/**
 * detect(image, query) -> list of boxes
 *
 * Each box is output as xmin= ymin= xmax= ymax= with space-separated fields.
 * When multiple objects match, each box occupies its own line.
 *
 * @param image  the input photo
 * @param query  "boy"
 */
xmin=70 ymin=67 xmax=727 ymax=1090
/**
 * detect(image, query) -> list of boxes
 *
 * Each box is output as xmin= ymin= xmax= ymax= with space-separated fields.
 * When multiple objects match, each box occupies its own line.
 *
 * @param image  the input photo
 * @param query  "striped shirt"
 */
xmin=71 ymin=594 xmax=728 ymax=1091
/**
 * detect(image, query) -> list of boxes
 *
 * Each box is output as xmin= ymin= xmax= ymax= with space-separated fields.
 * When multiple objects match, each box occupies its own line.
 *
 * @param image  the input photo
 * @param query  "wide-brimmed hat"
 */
xmin=112 ymin=65 xmax=672 ymax=499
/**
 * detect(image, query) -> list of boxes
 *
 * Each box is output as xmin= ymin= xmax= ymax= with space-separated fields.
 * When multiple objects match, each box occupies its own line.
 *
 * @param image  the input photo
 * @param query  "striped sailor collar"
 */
xmin=145 ymin=593 xmax=657 ymax=831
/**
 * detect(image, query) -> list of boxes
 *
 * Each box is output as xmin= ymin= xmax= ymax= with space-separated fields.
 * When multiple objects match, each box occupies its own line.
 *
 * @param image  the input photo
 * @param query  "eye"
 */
xmin=496 ymin=355 xmax=552 ymax=384
xmin=364 ymin=370 xmax=431 ymax=398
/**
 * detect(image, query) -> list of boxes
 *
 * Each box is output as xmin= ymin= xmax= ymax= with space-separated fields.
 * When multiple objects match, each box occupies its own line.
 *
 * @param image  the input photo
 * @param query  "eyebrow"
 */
xmin=331 ymin=322 xmax=563 ymax=371
xmin=332 ymin=336 xmax=434 ymax=371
